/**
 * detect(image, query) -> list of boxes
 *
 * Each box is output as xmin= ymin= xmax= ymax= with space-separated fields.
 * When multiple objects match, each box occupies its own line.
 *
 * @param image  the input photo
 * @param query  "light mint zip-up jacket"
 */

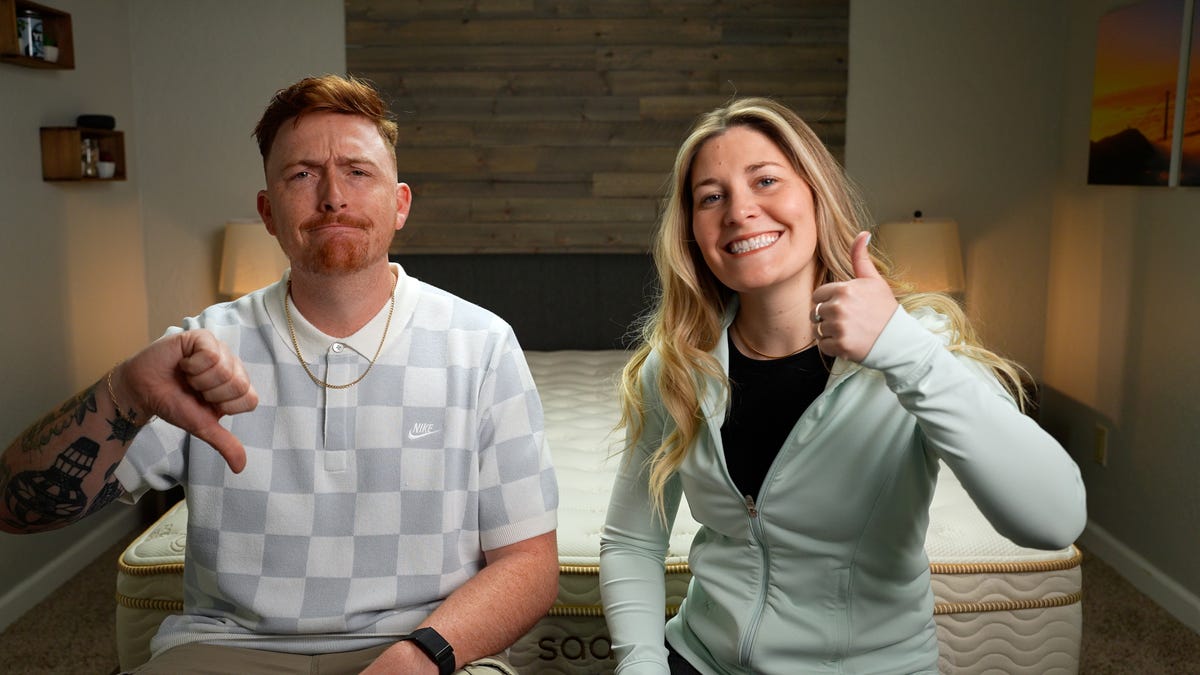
xmin=599 ymin=305 xmax=1086 ymax=675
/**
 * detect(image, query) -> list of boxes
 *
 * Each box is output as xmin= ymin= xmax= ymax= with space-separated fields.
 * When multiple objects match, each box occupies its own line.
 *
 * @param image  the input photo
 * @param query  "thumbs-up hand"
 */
xmin=113 ymin=330 xmax=257 ymax=473
xmin=811 ymin=231 xmax=898 ymax=363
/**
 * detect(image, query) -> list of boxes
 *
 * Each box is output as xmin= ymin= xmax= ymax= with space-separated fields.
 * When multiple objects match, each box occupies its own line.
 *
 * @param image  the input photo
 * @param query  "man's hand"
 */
xmin=812 ymin=231 xmax=898 ymax=363
xmin=114 ymin=330 xmax=257 ymax=473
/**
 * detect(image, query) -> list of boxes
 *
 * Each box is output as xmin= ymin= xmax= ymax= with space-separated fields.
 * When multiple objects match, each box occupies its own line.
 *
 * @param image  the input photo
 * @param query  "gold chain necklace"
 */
xmin=284 ymin=276 xmax=396 ymax=389
xmin=731 ymin=320 xmax=816 ymax=360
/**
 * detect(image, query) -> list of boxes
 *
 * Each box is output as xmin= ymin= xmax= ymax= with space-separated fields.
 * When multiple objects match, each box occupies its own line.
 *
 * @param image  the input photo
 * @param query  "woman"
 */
xmin=598 ymin=98 xmax=1086 ymax=675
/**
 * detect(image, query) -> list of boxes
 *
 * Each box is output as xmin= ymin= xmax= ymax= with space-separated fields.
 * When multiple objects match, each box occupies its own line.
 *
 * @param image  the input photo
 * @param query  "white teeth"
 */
xmin=728 ymin=232 xmax=780 ymax=254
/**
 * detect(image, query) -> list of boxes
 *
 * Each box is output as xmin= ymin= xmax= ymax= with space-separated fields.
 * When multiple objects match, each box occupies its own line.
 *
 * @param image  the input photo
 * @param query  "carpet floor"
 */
xmin=0 ymin=538 xmax=1197 ymax=674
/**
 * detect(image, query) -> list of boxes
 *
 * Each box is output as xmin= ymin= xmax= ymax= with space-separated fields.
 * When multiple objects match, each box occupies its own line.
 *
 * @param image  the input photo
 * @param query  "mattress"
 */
xmin=115 ymin=350 xmax=1081 ymax=673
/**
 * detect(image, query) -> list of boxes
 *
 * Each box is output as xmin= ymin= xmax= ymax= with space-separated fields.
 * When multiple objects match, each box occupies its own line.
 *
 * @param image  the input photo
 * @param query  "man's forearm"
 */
xmin=0 ymin=377 xmax=137 ymax=533
xmin=372 ymin=531 xmax=559 ymax=672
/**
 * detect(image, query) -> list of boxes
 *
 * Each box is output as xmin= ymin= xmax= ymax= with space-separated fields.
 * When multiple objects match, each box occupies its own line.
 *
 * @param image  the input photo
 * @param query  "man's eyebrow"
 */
xmin=284 ymin=156 xmax=381 ymax=169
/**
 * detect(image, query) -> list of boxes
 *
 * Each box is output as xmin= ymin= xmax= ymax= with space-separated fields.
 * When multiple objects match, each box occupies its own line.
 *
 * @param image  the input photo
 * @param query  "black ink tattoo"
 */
xmin=85 ymin=461 xmax=124 ymax=517
xmin=107 ymin=413 xmax=140 ymax=444
xmin=18 ymin=387 xmax=98 ymax=455
xmin=2 ymin=437 xmax=99 ymax=528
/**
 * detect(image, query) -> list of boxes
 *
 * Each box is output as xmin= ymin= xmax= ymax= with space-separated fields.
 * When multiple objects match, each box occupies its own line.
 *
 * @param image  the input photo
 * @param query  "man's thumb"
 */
xmin=193 ymin=422 xmax=248 ymax=473
xmin=851 ymin=231 xmax=881 ymax=280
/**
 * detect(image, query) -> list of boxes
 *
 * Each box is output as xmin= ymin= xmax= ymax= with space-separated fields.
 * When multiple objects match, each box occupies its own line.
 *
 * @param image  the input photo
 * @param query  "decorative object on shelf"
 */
xmin=1 ymin=1 xmax=75 ymax=70
xmin=218 ymin=220 xmax=290 ymax=298
xmin=40 ymin=126 xmax=127 ymax=181
xmin=76 ymin=114 xmax=116 ymax=130
xmin=81 ymin=137 xmax=99 ymax=177
xmin=16 ymin=6 xmax=42 ymax=58
xmin=875 ymin=211 xmax=966 ymax=297
xmin=41 ymin=30 xmax=56 ymax=62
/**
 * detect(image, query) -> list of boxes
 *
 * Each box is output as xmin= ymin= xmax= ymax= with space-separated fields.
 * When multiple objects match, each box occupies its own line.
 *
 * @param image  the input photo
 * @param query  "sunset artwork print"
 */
xmin=1088 ymin=0 xmax=1184 ymax=186
xmin=1181 ymin=6 xmax=1200 ymax=185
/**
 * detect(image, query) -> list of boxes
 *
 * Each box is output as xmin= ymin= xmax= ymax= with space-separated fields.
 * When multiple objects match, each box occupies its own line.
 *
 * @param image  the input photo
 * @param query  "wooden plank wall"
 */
xmin=345 ymin=0 xmax=848 ymax=254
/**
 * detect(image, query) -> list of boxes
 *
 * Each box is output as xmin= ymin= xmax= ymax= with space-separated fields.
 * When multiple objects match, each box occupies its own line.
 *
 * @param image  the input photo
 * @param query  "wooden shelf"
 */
xmin=40 ymin=127 xmax=126 ymax=182
xmin=0 ymin=0 xmax=74 ymax=69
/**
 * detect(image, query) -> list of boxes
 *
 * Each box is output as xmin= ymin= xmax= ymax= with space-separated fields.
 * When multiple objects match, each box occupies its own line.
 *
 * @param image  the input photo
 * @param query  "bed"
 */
xmin=116 ymin=350 xmax=1082 ymax=673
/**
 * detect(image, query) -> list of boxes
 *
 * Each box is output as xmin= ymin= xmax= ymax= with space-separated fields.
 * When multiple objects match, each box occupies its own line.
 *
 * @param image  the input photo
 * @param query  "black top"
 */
xmin=721 ymin=332 xmax=831 ymax=501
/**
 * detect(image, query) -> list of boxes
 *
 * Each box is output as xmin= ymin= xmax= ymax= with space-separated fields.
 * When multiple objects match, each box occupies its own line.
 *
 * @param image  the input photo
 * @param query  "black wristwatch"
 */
xmin=400 ymin=626 xmax=455 ymax=675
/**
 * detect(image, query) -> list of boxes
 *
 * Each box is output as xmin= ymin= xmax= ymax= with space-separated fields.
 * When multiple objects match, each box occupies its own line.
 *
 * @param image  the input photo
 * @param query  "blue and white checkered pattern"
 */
xmin=115 ymin=264 xmax=557 ymax=657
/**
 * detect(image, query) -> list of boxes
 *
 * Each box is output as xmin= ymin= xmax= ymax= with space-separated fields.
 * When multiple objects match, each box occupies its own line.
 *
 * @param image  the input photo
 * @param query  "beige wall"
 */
xmin=0 ymin=0 xmax=344 ymax=629
xmin=849 ymin=0 xmax=1200 ymax=629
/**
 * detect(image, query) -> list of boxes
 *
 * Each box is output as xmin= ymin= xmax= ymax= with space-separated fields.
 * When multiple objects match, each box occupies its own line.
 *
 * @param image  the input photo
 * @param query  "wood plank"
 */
xmin=349 ymin=0 xmax=535 ymax=20
xmin=528 ymin=0 xmax=846 ymax=19
xmin=599 ymin=45 xmax=847 ymax=72
xmin=386 ymin=96 xmax=644 ymax=122
xmin=720 ymin=17 xmax=848 ymax=45
xmin=593 ymin=172 xmax=672 ymax=198
xmin=639 ymin=95 xmax=847 ymax=123
xmin=348 ymin=44 xmax=600 ymax=71
xmin=410 ymin=178 xmax=592 ymax=198
xmin=372 ymin=70 xmax=610 ymax=97
xmin=347 ymin=17 xmax=718 ymax=46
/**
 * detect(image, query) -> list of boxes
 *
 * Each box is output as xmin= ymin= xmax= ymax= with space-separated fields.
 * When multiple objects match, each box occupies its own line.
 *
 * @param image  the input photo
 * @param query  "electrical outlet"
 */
xmin=1093 ymin=424 xmax=1109 ymax=467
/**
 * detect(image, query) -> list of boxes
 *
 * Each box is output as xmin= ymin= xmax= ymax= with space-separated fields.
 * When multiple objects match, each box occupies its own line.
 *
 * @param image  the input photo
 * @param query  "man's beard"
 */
xmin=294 ymin=213 xmax=380 ymax=275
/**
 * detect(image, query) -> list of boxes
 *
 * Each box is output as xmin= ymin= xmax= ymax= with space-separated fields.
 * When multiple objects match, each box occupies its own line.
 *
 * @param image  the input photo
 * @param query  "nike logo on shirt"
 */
xmin=407 ymin=423 xmax=439 ymax=440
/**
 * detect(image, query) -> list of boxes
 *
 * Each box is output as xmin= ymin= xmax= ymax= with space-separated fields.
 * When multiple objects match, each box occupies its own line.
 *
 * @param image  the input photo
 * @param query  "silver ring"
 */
xmin=813 ymin=302 xmax=824 ymax=323
xmin=816 ymin=321 xmax=825 ymax=339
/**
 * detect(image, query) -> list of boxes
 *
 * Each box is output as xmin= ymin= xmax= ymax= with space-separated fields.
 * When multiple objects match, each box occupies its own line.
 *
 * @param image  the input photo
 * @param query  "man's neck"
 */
xmin=287 ymin=262 xmax=397 ymax=338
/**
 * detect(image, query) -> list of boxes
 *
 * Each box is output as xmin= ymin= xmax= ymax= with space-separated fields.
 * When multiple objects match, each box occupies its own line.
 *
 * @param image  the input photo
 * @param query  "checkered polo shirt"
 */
xmin=115 ymin=263 xmax=558 ymax=657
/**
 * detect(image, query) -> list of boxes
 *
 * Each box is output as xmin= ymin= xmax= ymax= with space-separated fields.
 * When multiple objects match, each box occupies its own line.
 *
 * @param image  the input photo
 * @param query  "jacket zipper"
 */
xmin=738 ymin=493 xmax=770 ymax=668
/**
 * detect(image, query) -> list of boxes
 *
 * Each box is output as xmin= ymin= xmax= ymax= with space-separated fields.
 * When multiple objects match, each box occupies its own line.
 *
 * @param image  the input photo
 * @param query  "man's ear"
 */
xmin=257 ymin=190 xmax=276 ymax=235
xmin=395 ymin=183 xmax=413 ymax=231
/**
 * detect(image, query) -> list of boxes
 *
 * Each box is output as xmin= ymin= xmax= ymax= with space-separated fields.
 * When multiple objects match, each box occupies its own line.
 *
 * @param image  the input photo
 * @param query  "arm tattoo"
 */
xmin=17 ymin=387 xmax=98 ymax=455
xmin=2 ymin=437 xmax=100 ymax=529
xmin=85 ymin=461 xmax=125 ymax=517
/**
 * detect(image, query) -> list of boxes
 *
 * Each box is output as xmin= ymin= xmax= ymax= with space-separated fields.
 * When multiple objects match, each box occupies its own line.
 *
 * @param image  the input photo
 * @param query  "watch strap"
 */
xmin=401 ymin=626 xmax=455 ymax=675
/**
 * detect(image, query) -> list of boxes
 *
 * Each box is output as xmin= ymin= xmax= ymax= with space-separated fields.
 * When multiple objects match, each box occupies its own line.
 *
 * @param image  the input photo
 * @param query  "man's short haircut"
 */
xmin=253 ymin=74 xmax=399 ymax=165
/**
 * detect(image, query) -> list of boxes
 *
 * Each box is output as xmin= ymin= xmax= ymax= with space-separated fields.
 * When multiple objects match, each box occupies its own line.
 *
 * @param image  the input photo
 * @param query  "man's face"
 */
xmin=256 ymin=112 xmax=410 ymax=277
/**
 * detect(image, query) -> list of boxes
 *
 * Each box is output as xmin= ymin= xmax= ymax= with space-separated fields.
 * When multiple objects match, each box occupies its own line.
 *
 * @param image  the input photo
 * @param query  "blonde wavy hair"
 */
xmin=620 ymin=97 xmax=1029 ymax=520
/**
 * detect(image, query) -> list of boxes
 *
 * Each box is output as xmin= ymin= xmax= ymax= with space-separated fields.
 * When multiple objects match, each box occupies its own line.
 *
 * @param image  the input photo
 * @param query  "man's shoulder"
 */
xmin=409 ymin=277 xmax=515 ymax=335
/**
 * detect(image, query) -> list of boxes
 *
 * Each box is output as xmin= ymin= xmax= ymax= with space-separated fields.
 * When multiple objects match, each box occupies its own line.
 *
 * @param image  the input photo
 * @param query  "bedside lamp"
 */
xmin=218 ymin=220 xmax=290 ymax=298
xmin=875 ymin=211 xmax=965 ymax=296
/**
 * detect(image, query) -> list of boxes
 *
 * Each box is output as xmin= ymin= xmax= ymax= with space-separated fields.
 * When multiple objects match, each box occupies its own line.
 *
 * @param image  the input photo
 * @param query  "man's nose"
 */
xmin=321 ymin=174 xmax=347 ymax=212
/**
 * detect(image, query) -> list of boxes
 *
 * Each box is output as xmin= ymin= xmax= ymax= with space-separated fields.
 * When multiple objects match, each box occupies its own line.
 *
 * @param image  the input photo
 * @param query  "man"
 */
xmin=0 ymin=75 xmax=559 ymax=675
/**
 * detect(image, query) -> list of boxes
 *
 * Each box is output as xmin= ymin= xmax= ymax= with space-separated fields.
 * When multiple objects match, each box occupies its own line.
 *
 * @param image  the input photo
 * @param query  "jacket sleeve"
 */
xmin=599 ymin=355 xmax=680 ymax=675
xmin=861 ymin=306 xmax=1086 ymax=550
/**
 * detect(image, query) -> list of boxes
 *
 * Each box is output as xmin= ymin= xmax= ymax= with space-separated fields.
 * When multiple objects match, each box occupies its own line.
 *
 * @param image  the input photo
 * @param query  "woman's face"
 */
xmin=689 ymin=125 xmax=819 ymax=298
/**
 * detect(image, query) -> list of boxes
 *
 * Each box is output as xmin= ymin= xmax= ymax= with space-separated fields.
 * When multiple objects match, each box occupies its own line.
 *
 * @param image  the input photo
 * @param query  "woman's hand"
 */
xmin=812 ymin=232 xmax=898 ymax=363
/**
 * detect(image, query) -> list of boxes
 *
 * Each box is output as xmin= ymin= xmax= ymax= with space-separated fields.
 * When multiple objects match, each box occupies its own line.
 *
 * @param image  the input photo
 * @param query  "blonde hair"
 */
xmin=620 ymin=97 xmax=1028 ymax=520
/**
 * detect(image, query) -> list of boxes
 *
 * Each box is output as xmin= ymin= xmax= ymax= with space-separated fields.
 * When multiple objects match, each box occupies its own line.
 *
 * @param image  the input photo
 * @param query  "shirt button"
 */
xmin=331 ymin=343 xmax=344 ymax=353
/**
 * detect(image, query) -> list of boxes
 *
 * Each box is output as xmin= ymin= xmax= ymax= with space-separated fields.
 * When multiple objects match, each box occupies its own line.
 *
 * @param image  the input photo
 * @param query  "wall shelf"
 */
xmin=0 ymin=0 xmax=74 ymax=69
xmin=40 ymin=127 xmax=126 ymax=182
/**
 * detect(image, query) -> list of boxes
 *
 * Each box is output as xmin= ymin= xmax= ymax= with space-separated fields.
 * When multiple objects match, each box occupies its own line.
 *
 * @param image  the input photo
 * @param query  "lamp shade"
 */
xmin=875 ymin=216 xmax=965 ymax=294
xmin=218 ymin=220 xmax=290 ymax=298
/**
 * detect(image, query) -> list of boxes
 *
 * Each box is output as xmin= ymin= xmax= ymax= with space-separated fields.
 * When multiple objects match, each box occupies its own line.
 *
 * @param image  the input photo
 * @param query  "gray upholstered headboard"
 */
xmin=392 ymin=254 xmax=657 ymax=351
